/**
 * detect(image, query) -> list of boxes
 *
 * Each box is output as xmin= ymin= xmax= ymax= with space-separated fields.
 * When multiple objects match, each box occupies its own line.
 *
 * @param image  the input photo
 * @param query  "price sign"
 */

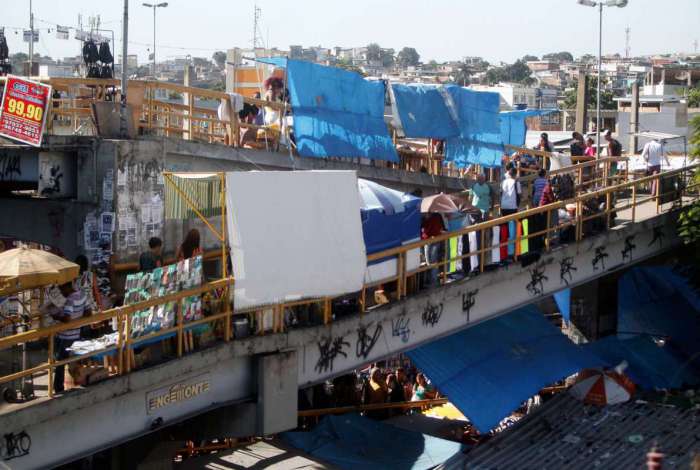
xmin=0 ymin=75 xmax=52 ymax=147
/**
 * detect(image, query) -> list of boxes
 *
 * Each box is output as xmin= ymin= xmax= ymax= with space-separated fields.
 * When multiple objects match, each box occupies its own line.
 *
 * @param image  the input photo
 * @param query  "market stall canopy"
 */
xmin=421 ymin=193 xmax=460 ymax=214
xmin=0 ymin=246 xmax=79 ymax=293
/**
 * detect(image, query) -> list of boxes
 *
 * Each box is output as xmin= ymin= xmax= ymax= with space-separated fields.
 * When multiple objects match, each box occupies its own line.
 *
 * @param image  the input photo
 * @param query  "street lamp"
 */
xmin=576 ymin=0 xmax=628 ymax=155
xmin=142 ymin=2 xmax=168 ymax=78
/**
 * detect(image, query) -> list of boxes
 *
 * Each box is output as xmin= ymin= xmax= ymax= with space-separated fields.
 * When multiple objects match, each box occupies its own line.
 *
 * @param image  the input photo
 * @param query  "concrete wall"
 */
xmin=618 ymin=106 xmax=698 ymax=153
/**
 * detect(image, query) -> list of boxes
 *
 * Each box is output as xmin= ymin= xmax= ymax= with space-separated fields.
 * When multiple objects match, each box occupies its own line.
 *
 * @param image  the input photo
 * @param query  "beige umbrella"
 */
xmin=0 ymin=247 xmax=79 ymax=294
xmin=421 ymin=193 xmax=460 ymax=213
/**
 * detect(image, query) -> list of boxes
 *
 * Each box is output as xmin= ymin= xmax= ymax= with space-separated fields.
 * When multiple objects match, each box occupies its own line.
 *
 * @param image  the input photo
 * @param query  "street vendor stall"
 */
xmin=0 ymin=246 xmax=79 ymax=401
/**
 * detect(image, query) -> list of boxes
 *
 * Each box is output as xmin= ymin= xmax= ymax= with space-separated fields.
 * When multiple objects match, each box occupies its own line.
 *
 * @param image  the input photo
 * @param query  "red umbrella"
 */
xmin=569 ymin=368 xmax=636 ymax=406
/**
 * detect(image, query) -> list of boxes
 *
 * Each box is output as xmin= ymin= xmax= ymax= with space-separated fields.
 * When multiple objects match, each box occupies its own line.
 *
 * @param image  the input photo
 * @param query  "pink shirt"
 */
xmin=584 ymin=147 xmax=596 ymax=157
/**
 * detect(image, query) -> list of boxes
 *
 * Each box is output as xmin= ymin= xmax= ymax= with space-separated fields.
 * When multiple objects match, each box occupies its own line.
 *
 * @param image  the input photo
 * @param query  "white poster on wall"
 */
xmin=225 ymin=171 xmax=367 ymax=310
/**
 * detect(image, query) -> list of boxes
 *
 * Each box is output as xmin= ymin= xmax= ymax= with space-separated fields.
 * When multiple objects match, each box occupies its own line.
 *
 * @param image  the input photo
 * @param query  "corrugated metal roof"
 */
xmin=439 ymin=394 xmax=700 ymax=470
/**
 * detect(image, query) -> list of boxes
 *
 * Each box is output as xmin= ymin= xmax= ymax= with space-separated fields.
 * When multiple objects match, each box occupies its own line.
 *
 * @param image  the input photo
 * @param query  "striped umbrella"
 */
xmin=569 ymin=368 xmax=636 ymax=406
xmin=357 ymin=178 xmax=407 ymax=215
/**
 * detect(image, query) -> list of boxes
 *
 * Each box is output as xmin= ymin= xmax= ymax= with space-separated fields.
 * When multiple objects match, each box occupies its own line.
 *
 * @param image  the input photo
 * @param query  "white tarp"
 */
xmin=225 ymin=171 xmax=367 ymax=310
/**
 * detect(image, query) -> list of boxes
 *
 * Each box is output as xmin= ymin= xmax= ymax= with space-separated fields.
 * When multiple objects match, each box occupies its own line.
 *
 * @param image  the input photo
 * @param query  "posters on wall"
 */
xmin=124 ymin=256 xmax=203 ymax=337
xmin=0 ymin=76 xmax=52 ymax=147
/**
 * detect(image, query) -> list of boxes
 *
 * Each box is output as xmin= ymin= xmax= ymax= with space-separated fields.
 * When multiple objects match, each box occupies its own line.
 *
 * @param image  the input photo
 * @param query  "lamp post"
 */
xmin=576 ymin=0 xmax=628 ymax=154
xmin=142 ymin=2 xmax=168 ymax=78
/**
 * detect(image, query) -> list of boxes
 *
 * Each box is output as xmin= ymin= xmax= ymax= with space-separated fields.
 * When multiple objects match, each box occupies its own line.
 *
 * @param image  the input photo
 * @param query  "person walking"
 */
xmin=51 ymin=282 xmax=91 ymax=394
xmin=641 ymin=138 xmax=670 ymax=199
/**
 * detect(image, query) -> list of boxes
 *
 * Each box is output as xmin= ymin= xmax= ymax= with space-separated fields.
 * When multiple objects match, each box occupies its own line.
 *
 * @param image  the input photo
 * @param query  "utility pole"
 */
xmin=625 ymin=27 xmax=631 ymax=59
xmin=253 ymin=4 xmax=262 ymax=50
xmin=120 ymin=0 xmax=129 ymax=139
xmin=28 ymin=0 xmax=34 ymax=76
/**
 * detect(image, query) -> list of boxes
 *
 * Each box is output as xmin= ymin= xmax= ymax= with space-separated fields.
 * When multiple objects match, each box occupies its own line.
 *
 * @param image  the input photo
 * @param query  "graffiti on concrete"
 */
xmin=560 ymin=257 xmax=577 ymax=286
xmin=0 ymin=155 xmax=21 ymax=180
xmin=648 ymin=226 xmax=665 ymax=249
xmin=421 ymin=302 xmax=443 ymax=328
xmin=621 ymin=235 xmax=636 ymax=262
xmin=592 ymin=246 xmax=609 ymax=271
xmin=461 ymin=289 xmax=478 ymax=322
xmin=356 ymin=322 xmax=382 ymax=359
xmin=1 ymin=430 xmax=31 ymax=461
xmin=315 ymin=336 xmax=349 ymax=373
xmin=391 ymin=313 xmax=411 ymax=343
xmin=526 ymin=263 xmax=549 ymax=296
xmin=40 ymin=164 xmax=63 ymax=196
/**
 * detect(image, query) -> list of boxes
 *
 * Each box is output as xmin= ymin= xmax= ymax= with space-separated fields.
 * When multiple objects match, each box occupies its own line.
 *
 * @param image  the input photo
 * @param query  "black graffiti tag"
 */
xmin=391 ymin=314 xmax=411 ymax=343
xmin=356 ymin=322 xmax=383 ymax=359
xmin=315 ymin=336 xmax=349 ymax=373
xmin=592 ymin=246 xmax=609 ymax=271
xmin=0 ymin=155 xmax=21 ymax=181
xmin=422 ymin=302 xmax=443 ymax=327
xmin=462 ymin=289 xmax=478 ymax=322
xmin=621 ymin=235 xmax=636 ymax=262
xmin=526 ymin=263 xmax=549 ymax=296
xmin=1 ymin=430 xmax=31 ymax=461
xmin=560 ymin=257 xmax=577 ymax=286
xmin=648 ymin=226 xmax=665 ymax=249
xmin=40 ymin=164 xmax=64 ymax=196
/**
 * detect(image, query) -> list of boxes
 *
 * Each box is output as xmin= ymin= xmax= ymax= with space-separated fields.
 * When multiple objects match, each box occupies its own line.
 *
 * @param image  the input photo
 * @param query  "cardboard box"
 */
xmin=67 ymin=364 xmax=109 ymax=387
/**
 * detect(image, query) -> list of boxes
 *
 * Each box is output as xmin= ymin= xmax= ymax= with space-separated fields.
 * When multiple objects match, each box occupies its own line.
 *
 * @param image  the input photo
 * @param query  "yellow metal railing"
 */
xmin=0 ymin=163 xmax=697 ymax=399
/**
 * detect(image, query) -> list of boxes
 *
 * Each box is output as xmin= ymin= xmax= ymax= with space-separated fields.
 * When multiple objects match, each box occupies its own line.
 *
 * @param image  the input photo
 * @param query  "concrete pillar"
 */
xmin=256 ymin=351 xmax=298 ymax=435
xmin=183 ymin=65 xmax=194 ymax=140
xmin=575 ymin=73 xmax=589 ymax=135
xmin=629 ymin=82 xmax=640 ymax=154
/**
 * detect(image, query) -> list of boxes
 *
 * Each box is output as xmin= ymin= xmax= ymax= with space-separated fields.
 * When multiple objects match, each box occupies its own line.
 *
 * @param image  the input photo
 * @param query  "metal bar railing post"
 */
xmin=479 ymin=229 xmax=486 ymax=273
xmin=576 ymin=200 xmax=583 ymax=242
xmin=545 ymin=207 xmax=551 ymax=252
xmin=323 ymin=298 xmax=331 ymax=325
xmin=606 ymin=192 xmax=612 ymax=229
xmin=48 ymin=333 xmax=54 ymax=398
xmin=656 ymin=173 xmax=661 ymax=214
xmin=631 ymin=183 xmax=637 ymax=223
xmin=177 ymin=299 xmax=184 ymax=357
xmin=117 ymin=313 xmax=124 ymax=375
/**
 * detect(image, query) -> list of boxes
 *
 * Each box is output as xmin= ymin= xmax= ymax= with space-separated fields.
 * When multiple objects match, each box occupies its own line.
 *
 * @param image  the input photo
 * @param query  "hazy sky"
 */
xmin=3 ymin=0 xmax=699 ymax=65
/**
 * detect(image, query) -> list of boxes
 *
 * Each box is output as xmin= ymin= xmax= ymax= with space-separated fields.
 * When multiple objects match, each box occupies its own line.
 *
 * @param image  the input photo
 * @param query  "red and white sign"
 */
xmin=0 ymin=75 xmax=52 ymax=147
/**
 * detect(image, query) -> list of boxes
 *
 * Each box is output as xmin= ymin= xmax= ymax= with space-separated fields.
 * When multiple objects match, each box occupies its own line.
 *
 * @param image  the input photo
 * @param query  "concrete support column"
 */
xmin=629 ymin=82 xmax=640 ymax=154
xmin=256 ymin=351 xmax=298 ymax=435
xmin=575 ymin=73 xmax=589 ymax=135
xmin=183 ymin=65 xmax=194 ymax=140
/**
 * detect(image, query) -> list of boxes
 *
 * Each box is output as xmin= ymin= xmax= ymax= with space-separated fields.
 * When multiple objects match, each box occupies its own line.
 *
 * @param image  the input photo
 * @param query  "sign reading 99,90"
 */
xmin=0 ymin=75 xmax=52 ymax=147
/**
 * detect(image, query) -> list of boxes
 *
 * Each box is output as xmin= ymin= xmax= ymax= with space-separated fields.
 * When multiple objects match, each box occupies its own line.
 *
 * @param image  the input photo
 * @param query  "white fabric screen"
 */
xmin=225 ymin=171 xmax=367 ymax=310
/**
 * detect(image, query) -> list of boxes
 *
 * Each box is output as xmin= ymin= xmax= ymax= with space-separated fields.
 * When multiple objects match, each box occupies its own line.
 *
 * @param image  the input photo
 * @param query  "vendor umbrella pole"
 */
xmin=47 ymin=333 xmax=54 ymax=398
xmin=220 ymin=173 xmax=232 ymax=342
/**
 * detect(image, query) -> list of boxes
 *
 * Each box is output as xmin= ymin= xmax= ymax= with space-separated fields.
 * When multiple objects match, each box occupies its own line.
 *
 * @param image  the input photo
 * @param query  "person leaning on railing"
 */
xmin=51 ymin=282 xmax=92 ymax=394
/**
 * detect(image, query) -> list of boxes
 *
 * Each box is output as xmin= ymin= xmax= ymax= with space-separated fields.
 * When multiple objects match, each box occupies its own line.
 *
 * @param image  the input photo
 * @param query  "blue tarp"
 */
xmin=278 ymin=59 xmax=398 ymax=162
xmin=444 ymin=86 xmax=503 ymax=168
xmin=358 ymin=179 xmax=421 ymax=258
xmin=618 ymin=267 xmax=700 ymax=357
xmin=282 ymin=414 xmax=463 ymax=470
xmin=390 ymin=84 xmax=459 ymax=139
xmin=583 ymin=335 xmax=700 ymax=390
xmin=406 ymin=305 xmax=602 ymax=432
xmin=554 ymin=288 xmax=571 ymax=323
xmin=500 ymin=109 xmax=555 ymax=148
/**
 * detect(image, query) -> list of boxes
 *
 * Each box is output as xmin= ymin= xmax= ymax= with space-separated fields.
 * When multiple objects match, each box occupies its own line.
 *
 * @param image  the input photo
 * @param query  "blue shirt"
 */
xmin=532 ymin=177 xmax=548 ymax=207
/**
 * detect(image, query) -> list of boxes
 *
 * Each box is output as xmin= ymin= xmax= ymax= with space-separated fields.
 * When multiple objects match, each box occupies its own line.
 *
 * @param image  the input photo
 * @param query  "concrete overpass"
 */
xmin=0 ymin=203 xmax=686 ymax=469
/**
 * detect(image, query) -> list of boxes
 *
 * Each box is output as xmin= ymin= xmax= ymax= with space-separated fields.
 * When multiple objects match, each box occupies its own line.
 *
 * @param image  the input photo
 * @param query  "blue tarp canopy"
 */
xmin=262 ymin=58 xmax=398 ymax=162
xmin=390 ymin=84 xmax=459 ymax=139
xmin=584 ymin=335 xmax=700 ymax=390
xmin=406 ymin=305 xmax=602 ymax=432
xmin=282 ymin=414 xmax=463 ymax=470
xmin=444 ymin=86 xmax=502 ymax=168
xmin=500 ymin=109 xmax=556 ymax=148
xmin=618 ymin=267 xmax=700 ymax=357
xmin=358 ymin=179 xmax=421 ymax=257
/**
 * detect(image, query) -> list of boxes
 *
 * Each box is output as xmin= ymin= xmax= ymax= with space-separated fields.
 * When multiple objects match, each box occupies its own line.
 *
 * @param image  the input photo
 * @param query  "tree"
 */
xmin=485 ymin=60 xmax=534 ymax=85
xmin=366 ymin=43 xmax=382 ymax=62
xmin=335 ymin=58 xmax=366 ymax=77
xmin=579 ymin=54 xmax=596 ymax=63
xmin=522 ymin=54 xmax=539 ymax=62
xmin=380 ymin=49 xmax=395 ymax=68
xmin=562 ymin=76 xmax=616 ymax=110
xmin=212 ymin=51 xmax=226 ymax=69
xmin=688 ymin=86 xmax=700 ymax=108
xmin=397 ymin=47 xmax=420 ymax=67
xmin=192 ymin=57 xmax=210 ymax=68
xmin=543 ymin=51 xmax=574 ymax=62
xmin=452 ymin=63 xmax=472 ymax=86
xmin=9 ymin=52 xmax=28 ymax=74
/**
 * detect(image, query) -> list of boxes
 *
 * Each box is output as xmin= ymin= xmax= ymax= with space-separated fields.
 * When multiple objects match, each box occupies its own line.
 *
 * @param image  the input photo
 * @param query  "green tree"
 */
xmin=543 ymin=51 xmax=574 ymax=62
xmin=687 ymin=87 xmax=700 ymax=108
xmin=9 ymin=52 xmax=28 ymax=74
xmin=452 ymin=63 xmax=472 ymax=86
xmin=522 ymin=54 xmax=539 ymax=62
xmin=366 ymin=43 xmax=382 ymax=62
xmin=485 ymin=60 xmax=534 ymax=85
xmin=380 ymin=49 xmax=395 ymax=68
xmin=192 ymin=57 xmax=210 ymax=68
xmin=212 ymin=51 xmax=226 ymax=69
xmin=562 ymin=76 xmax=615 ymax=110
xmin=397 ymin=47 xmax=420 ymax=67
xmin=335 ymin=58 xmax=366 ymax=77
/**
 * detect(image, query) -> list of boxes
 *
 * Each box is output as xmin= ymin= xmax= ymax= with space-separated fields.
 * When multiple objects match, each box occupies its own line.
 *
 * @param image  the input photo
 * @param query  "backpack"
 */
xmin=98 ymin=42 xmax=113 ymax=64
xmin=82 ymin=40 xmax=99 ymax=64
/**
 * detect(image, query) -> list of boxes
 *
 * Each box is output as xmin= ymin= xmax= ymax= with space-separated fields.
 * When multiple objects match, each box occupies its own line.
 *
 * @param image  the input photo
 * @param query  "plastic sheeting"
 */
xmin=390 ymin=84 xmax=459 ymax=139
xmin=358 ymin=179 xmax=421 ymax=283
xmin=583 ymin=335 xmax=700 ymax=390
xmin=445 ymin=86 xmax=502 ymax=168
xmin=554 ymin=289 xmax=571 ymax=323
xmin=500 ymin=109 xmax=556 ymax=148
xmin=618 ymin=267 xmax=700 ymax=357
xmin=225 ymin=171 xmax=367 ymax=309
xmin=282 ymin=414 xmax=463 ymax=470
xmin=281 ymin=59 xmax=398 ymax=162
xmin=406 ymin=305 xmax=602 ymax=432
